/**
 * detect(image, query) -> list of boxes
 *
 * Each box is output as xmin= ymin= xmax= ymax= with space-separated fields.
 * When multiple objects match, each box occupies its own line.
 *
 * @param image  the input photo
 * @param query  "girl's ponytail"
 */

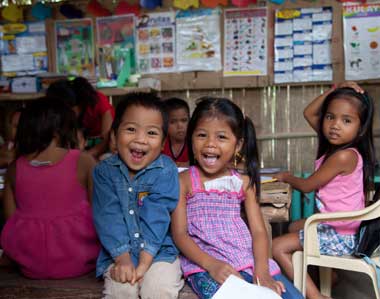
xmin=240 ymin=116 xmax=260 ymax=198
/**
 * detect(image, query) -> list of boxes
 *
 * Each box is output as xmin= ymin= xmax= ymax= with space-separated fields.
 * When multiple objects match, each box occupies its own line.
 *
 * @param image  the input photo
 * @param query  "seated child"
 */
xmin=272 ymin=82 xmax=375 ymax=299
xmin=171 ymin=97 xmax=303 ymax=299
xmin=92 ymin=92 xmax=184 ymax=299
xmin=0 ymin=98 xmax=100 ymax=279
xmin=162 ymin=97 xmax=190 ymax=167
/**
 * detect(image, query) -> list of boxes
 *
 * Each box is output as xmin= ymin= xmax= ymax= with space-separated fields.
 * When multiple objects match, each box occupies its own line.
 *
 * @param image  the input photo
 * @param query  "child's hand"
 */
xmin=336 ymin=81 xmax=364 ymax=93
xmin=111 ymin=252 xmax=136 ymax=284
xmin=256 ymin=273 xmax=286 ymax=295
xmin=272 ymin=171 xmax=291 ymax=183
xmin=207 ymin=259 xmax=242 ymax=284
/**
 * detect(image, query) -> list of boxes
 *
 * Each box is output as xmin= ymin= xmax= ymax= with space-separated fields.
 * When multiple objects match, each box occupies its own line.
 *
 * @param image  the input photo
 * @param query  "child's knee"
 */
xmin=103 ymin=278 xmax=138 ymax=299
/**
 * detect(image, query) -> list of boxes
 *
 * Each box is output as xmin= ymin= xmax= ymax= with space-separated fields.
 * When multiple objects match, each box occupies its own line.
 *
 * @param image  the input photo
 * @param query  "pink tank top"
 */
xmin=315 ymin=148 xmax=364 ymax=235
xmin=1 ymin=149 xmax=99 ymax=279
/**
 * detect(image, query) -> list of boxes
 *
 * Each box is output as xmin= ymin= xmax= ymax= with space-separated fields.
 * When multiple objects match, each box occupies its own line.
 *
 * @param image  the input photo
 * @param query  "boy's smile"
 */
xmin=114 ymin=105 xmax=164 ymax=177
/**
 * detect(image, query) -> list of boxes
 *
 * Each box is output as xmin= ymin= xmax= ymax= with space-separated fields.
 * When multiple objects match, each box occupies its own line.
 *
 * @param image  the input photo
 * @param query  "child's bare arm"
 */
xmin=3 ymin=162 xmax=16 ymax=220
xmin=303 ymin=87 xmax=335 ymax=132
xmin=77 ymin=152 xmax=96 ymax=204
xmin=171 ymin=172 xmax=241 ymax=284
xmin=273 ymin=148 xmax=359 ymax=193
xmin=243 ymin=178 xmax=285 ymax=295
xmin=135 ymin=251 xmax=154 ymax=283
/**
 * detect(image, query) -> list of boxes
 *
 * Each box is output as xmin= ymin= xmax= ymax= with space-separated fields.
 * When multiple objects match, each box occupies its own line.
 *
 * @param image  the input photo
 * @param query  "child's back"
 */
xmin=1 ymin=99 xmax=100 ymax=279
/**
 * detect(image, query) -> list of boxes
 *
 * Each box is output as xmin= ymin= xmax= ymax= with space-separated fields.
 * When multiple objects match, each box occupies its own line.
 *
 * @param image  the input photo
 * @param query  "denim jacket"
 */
xmin=92 ymin=154 xmax=180 ymax=277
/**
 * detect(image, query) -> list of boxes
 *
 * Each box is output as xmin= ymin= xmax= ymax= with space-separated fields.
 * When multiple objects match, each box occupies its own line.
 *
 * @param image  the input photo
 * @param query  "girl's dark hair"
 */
xmin=163 ymin=97 xmax=190 ymax=116
xmin=46 ymin=79 xmax=77 ymax=108
xmin=112 ymin=92 xmax=168 ymax=140
xmin=187 ymin=97 xmax=260 ymax=197
xmin=70 ymin=77 xmax=99 ymax=109
xmin=15 ymin=97 xmax=78 ymax=157
xmin=317 ymin=87 xmax=376 ymax=196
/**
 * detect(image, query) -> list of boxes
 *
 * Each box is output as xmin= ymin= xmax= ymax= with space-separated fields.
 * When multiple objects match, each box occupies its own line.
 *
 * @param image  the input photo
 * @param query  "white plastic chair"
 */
xmin=292 ymin=199 xmax=380 ymax=298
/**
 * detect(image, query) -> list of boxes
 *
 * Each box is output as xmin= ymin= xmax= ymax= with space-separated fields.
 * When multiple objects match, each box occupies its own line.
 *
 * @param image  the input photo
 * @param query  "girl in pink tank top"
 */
xmin=1 ymin=98 xmax=100 ymax=279
xmin=272 ymin=82 xmax=376 ymax=299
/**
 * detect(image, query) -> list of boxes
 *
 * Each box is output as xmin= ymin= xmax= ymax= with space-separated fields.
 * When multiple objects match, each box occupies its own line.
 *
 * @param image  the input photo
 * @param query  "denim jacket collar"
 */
xmin=105 ymin=154 xmax=165 ymax=179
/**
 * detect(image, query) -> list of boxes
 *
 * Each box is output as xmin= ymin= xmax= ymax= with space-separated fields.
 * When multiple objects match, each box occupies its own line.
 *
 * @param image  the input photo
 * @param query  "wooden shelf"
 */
xmin=0 ymin=87 xmax=151 ymax=101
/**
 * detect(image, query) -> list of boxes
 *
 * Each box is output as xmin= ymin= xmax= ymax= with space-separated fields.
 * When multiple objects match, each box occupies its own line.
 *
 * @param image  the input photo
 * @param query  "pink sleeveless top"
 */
xmin=315 ymin=148 xmax=364 ymax=235
xmin=1 ymin=150 xmax=100 ymax=279
xmin=180 ymin=166 xmax=280 ymax=277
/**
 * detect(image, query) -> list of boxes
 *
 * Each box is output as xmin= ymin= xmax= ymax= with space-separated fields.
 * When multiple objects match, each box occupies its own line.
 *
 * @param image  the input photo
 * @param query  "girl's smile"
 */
xmin=192 ymin=116 xmax=241 ymax=179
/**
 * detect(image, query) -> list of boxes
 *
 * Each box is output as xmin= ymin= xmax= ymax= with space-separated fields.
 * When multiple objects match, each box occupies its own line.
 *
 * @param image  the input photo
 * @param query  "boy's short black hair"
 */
xmin=163 ymin=97 xmax=190 ymax=116
xmin=112 ymin=92 xmax=168 ymax=140
xmin=46 ymin=79 xmax=77 ymax=108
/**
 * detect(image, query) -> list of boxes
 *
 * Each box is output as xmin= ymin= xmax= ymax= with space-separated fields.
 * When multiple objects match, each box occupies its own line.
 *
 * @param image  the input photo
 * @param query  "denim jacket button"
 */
xmin=129 ymin=210 xmax=134 ymax=215
xmin=134 ymin=232 xmax=140 ymax=238
xmin=128 ymin=187 xmax=133 ymax=192
xmin=140 ymin=243 xmax=145 ymax=248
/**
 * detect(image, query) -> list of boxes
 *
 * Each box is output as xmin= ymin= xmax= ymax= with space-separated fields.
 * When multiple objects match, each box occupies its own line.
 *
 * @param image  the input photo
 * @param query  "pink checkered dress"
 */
xmin=180 ymin=166 xmax=281 ymax=277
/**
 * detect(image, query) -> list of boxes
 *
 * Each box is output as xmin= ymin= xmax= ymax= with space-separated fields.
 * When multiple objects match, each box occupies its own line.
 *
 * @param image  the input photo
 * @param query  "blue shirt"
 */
xmin=92 ymin=154 xmax=180 ymax=277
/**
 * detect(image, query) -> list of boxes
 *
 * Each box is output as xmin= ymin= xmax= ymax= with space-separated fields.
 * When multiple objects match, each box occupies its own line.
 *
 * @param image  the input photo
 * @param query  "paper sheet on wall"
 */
xmin=212 ymin=275 xmax=282 ymax=299
xmin=136 ymin=12 xmax=176 ymax=74
xmin=223 ymin=7 xmax=268 ymax=76
xmin=343 ymin=3 xmax=380 ymax=80
xmin=176 ymin=8 xmax=221 ymax=71
xmin=274 ymin=7 xmax=333 ymax=83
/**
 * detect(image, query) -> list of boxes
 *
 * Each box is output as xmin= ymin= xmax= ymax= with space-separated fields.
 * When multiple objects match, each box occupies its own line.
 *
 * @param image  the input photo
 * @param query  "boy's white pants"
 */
xmin=103 ymin=258 xmax=184 ymax=299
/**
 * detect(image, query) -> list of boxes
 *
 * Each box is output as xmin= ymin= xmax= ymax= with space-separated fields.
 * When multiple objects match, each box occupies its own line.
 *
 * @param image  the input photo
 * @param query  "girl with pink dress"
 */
xmin=1 ymin=98 xmax=100 ymax=279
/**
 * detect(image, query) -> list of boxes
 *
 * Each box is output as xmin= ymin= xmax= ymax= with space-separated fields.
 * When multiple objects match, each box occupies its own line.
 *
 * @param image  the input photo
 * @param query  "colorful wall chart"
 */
xmin=176 ymin=8 xmax=221 ymax=72
xmin=136 ymin=12 xmax=176 ymax=74
xmin=224 ymin=8 xmax=267 ymax=76
xmin=55 ymin=19 xmax=95 ymax=78
xmin=343 ymin=3 xmax=380 ymax=80
xmin=0 ymin=21 xmax=48 ymax=76
xmin=274 ymin=7 xmax=333 ymax=83
xmin=96 ymin=14 xmax=135 ymax=80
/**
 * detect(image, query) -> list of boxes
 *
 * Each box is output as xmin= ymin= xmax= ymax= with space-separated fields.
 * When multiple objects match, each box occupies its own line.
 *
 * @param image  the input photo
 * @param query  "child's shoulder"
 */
xmin=328 ymin=148 xmax=360 ymax=164
xmin=154 ymin=154 xmax=178 ymax=174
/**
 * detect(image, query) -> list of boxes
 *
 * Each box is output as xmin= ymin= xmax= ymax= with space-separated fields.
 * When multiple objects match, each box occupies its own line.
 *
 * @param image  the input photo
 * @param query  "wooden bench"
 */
xmin=0 ymin=267 xmax=197 ymax=299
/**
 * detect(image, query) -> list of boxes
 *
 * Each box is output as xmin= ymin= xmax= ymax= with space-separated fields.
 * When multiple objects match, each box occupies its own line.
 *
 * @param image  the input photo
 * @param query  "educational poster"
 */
xmin=0 ymin=22 xmax=48 ymax=76
xmin=224 ymin=8 xmax=267 ymax=76
xmin=136 ymin=12 xmax=176 ymax=74
xmin=176 ymin=9 xmax=222 ymax=72
xmin=96 ymin=14 xmax=135 ymax=80
xmin=55 ymin=19 xmax=95 ymax=78
xmin=343 ymin=3 xmax=380 ymax=80
xmin=274 ymin=7 xmax=333 ymax=83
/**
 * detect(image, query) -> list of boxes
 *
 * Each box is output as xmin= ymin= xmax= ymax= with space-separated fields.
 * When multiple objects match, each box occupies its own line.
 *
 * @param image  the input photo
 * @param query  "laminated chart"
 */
xmin=55 ymin=19 xmax=95 ymax=78
xmin=176 ymin=8 xmax=222 ymax=72
xmin=224 ymin=7 xmax=267 ymax=76
xmin=343 ymin=3 xmax=380 ymax=80
xmin=136 ymin=12 xmax=176 ymax=74
xmin=96 ymin=14 xmax=135 ymax=81
xmin=274 ymin=7 xmax=333 ymax=83
xmin=0 ymin=21 xmax=48 ymax=76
